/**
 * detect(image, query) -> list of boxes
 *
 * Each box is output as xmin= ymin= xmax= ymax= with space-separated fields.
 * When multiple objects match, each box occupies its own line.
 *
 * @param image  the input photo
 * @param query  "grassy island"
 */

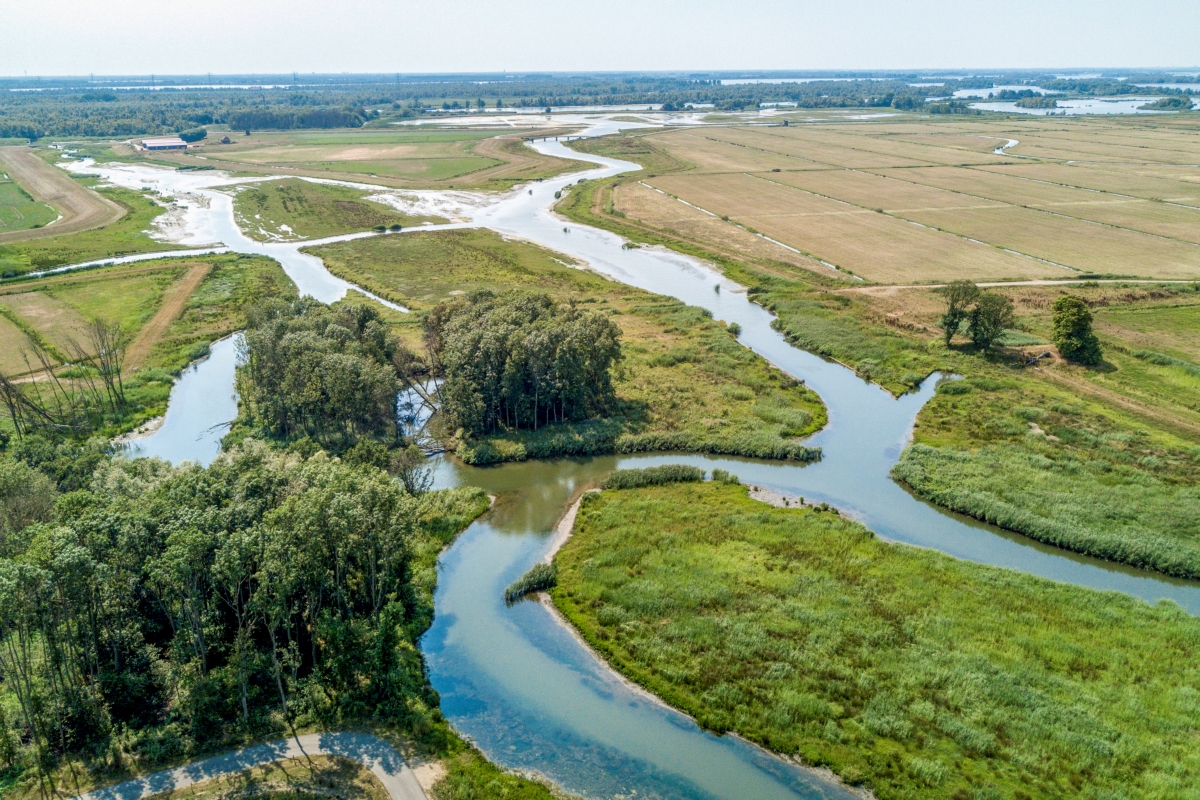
xmin=553 ymin=479 xmax=1200 ymax=800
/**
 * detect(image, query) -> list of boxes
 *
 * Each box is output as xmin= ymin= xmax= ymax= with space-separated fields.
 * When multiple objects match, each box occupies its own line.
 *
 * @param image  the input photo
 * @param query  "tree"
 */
xmin=1052 ymin=295 xmax=1103 ymax=365
xmin=968 ymin=293 xmax=1014 ymax=350
xmin=430 ymin=292 xmax=622 ymax=436
xmin=939 ymin=280 xmax=980 ymax=346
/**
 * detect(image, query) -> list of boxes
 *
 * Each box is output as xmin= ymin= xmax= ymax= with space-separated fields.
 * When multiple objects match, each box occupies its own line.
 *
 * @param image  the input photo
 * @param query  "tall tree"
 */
xmin=968 ymin=293 xmax=1014 ymax=351
xmin=939 ymin=280 xmax=980 ymax=346
xmin=1052 ymin=295 xmax=1104 ymax=365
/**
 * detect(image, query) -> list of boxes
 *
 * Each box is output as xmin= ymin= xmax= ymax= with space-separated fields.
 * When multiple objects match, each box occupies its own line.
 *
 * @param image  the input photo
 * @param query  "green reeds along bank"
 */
xmin=600 ymin=464 xmax=704 ymax=490
xmin=504 ymin=562 xmax=558 ymax=604
xmin=552 ymin=480 xmax=1200 ymax=800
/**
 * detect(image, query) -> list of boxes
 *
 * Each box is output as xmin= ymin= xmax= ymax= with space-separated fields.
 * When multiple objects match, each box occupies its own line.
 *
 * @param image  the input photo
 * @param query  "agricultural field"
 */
xmin=553 ymin=478 xmax=1200 ymax=800
xmin=225 ymin=178 xmax=445 ymax=241
xmin=93 ymin=128 xmax=587 ymax=191
xmin=307 ymin=228 xmax=826 ymax=463
xmin=570 ymin=113 xmax=1200 ymax=283
xmin=0 ymin=172 xmax=57 ymax=234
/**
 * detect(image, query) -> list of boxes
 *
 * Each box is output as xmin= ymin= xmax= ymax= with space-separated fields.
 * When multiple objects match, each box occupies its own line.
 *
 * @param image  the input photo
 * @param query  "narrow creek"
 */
xmin=67 ymin=116 xmax=1200 ymax=800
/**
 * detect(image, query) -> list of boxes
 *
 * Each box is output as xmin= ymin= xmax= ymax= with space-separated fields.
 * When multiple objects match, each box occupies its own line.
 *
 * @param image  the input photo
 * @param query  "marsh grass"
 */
xmin=504 ymin=563 xmax=557 ymax=604
xmin=600 ymin=464 xmax=703 ymax=490
xmin=553 ymin=481 xmax=1200 ymax=800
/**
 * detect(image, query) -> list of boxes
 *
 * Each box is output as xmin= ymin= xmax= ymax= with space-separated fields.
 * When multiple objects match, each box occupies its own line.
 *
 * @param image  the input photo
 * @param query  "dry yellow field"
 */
xmin=612 ymin=181 xmax=837 ymax=276
xmin=902 ymin=205 xmax=1200 ymax=276
xmin=603 ymin=114 xmax=1200 ymax=282
xmin=649 ymin=172 xmax=1042 ymax=282
xmin=978 ymin=163 xmax=1200 ymax=204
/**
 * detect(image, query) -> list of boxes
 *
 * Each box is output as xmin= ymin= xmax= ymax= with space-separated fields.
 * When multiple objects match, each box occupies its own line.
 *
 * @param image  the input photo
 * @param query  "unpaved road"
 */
xmin=70 ymin=732 xmax=428 ymax=800
xmin=125 ymin=262 xmax=213 ymax=368
xmin=0 ymin=147 xmax=126 ymax=243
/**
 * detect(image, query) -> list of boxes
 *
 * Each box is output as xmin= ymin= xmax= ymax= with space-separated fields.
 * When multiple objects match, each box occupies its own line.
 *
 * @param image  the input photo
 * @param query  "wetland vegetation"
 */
xmin=553 ymin=479 xmax=1200 ymax=800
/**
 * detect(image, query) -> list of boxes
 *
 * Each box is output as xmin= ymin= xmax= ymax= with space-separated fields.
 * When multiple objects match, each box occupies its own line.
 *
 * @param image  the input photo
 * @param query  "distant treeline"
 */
xmin=2 ymin=71 xmax=1193 ymax=139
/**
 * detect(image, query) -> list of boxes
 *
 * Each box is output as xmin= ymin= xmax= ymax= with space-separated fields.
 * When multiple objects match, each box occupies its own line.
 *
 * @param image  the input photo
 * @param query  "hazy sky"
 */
xmin=2 ymin=0 xmax=1196 ymax=76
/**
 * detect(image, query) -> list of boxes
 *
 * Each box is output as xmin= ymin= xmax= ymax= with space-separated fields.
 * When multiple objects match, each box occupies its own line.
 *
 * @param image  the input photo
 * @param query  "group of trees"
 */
xmin=429 ymin=291 xmax=623 ymax=436
xmin=236 ymin=299 xmax=406 ymax=452
xmin=0 ymin=441 xmax=467 ymax=791
xmin=938 ymin=281 xmax=1103 ymax=364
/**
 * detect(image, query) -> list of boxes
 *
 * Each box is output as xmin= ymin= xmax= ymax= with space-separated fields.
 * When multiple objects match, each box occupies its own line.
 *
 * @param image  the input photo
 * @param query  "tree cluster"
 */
xmin=938 ymin=281 xmax=1015 ymax=350
xmin=428 ymin=292 xmax=622 ymax=436
xmin=236 ymin=299 xmax=405 ymax=452
xmin=0 ymin=442 xmax=471 ymax=790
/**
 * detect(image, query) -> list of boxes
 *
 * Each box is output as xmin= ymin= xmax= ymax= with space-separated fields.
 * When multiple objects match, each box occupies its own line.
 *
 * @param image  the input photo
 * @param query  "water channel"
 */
xmin=67 ymin=116 xmax=1200 ymax=800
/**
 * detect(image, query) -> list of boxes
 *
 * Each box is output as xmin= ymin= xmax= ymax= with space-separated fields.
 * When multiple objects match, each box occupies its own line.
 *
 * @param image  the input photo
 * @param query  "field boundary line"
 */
xmin=125 ymin=262 xmax=213 ymax=368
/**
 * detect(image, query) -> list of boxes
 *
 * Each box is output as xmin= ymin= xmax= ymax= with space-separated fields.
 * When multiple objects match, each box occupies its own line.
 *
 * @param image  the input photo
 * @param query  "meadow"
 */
xmin=307 ymin=228 xmax=826 ymax=463
xmin=553 ymin=479 xmax=1200 ymax=800
xmin=0 ymin=180 xmax=174 ymax=276
xmin=0 ymin=253 xmax=294 ymax=436
xmin=225 ymin=178 xmax=444 ymax=241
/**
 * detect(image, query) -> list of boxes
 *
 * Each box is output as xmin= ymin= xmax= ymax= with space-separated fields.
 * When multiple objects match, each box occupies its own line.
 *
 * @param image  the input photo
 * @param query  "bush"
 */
xmin=711 ymin=468 xmax=740 ymax=485
xmin=178 ymin=128 xmax=207 ymax=143
xmin=601 ymin=464 xmax=704 ymax=490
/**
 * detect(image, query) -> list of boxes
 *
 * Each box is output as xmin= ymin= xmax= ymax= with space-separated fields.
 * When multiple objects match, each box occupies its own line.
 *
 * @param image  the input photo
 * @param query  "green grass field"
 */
xmin=0 ymin=177 xmax=57 ymax=233
xmin=307 ymin=229 xmax=825 ymax=463
xmin=226 ymin=178 xmax=444 ymax=241
xmin=553 ymin=480 xmax=1200 ymax=800
xmin=0 ymin=181 xmax=173 ymax=276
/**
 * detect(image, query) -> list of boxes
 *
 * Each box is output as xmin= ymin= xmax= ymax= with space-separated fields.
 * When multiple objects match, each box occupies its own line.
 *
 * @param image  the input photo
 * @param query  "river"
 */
xmin=69 ymin=116 xmax=1200 ymax=800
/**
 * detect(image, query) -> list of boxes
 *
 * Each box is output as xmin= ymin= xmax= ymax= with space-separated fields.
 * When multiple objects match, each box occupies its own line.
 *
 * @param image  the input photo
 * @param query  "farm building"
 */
xmin=140 ymin=137 xmax=188 ymax=151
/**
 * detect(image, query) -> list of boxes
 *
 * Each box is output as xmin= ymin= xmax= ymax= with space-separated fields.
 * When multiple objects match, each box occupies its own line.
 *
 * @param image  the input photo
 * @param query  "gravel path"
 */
xmin=71 ymin=732 xmax=428 ymax=800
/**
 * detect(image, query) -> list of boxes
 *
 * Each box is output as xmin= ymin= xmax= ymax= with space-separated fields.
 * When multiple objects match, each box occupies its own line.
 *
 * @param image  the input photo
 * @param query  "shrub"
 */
xmin=601 ymin=464 xmax=704 ymax=490
xmin=711 ymin=468 xmax=740 ymax=485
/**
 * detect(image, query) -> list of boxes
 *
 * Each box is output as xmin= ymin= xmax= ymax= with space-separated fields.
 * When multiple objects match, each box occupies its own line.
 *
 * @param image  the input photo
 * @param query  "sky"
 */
xmin=1 ymin=0 xmax=1196 ymax=77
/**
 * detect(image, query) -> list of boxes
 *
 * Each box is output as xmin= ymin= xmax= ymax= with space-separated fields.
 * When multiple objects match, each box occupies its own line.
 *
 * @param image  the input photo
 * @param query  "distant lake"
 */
xmin=954 ymin=85 xmax=1059 ymax=98
xmin=975 ymin=97 xmax=1171 ymax=115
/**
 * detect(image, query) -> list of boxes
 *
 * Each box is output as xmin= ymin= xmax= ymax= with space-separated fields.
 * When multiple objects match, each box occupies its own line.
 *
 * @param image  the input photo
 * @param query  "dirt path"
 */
xmin=70 ymin=732 xmax=428 ymax=800
xmin=838 ymin=278 xmax=1200 ymax=295
xmin=0 ymin=147 xmax=126 ymax=243
xmin=125 ymin=262 xmax=212 ymax=368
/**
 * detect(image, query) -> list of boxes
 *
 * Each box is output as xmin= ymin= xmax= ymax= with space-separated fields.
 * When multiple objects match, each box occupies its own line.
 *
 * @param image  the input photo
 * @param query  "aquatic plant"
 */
xmin=600 ymin=464 xmax=704 ymax=490
xmin=504 ymin=563 xmax=558 ymax=604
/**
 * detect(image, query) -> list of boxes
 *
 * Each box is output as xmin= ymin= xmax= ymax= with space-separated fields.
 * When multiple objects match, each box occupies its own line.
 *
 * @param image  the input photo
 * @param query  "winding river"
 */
xmin=72 ymin=116 xmax=1200 ymax=800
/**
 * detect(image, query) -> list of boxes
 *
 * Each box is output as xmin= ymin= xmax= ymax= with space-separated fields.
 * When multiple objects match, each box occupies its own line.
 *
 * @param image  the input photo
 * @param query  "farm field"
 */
xmin=307 ymin=228 xmax=826 ymax=463
xmin=552 ymin=478 xmax=1200 ymax=800
xmin=0 ymin=173 xmax=57 ymax=234
xmin=571 ymin=114 xmax=1200 ymax=283
xmin=102 ymin=127 xmax=588 ymax=190
xmin=0 ymin=146 xmax=125 ymax=242
xmin=225 ymin=178 xmax=445 ymax=241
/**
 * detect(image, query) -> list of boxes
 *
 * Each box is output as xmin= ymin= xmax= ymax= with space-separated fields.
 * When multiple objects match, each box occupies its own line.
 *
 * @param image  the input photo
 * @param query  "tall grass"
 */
xmin=504 ymin=563 xmax=558 ymax=604
xmin=1134 ymin=349 xmax=1200 ymax=377
xmin=600 ymin=464 xmax=703 ymax=490
xmin=553 ymin=481 xmax=1200 ymax=800
xmin=893 ymin=442 xmax=1200 ymax=579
